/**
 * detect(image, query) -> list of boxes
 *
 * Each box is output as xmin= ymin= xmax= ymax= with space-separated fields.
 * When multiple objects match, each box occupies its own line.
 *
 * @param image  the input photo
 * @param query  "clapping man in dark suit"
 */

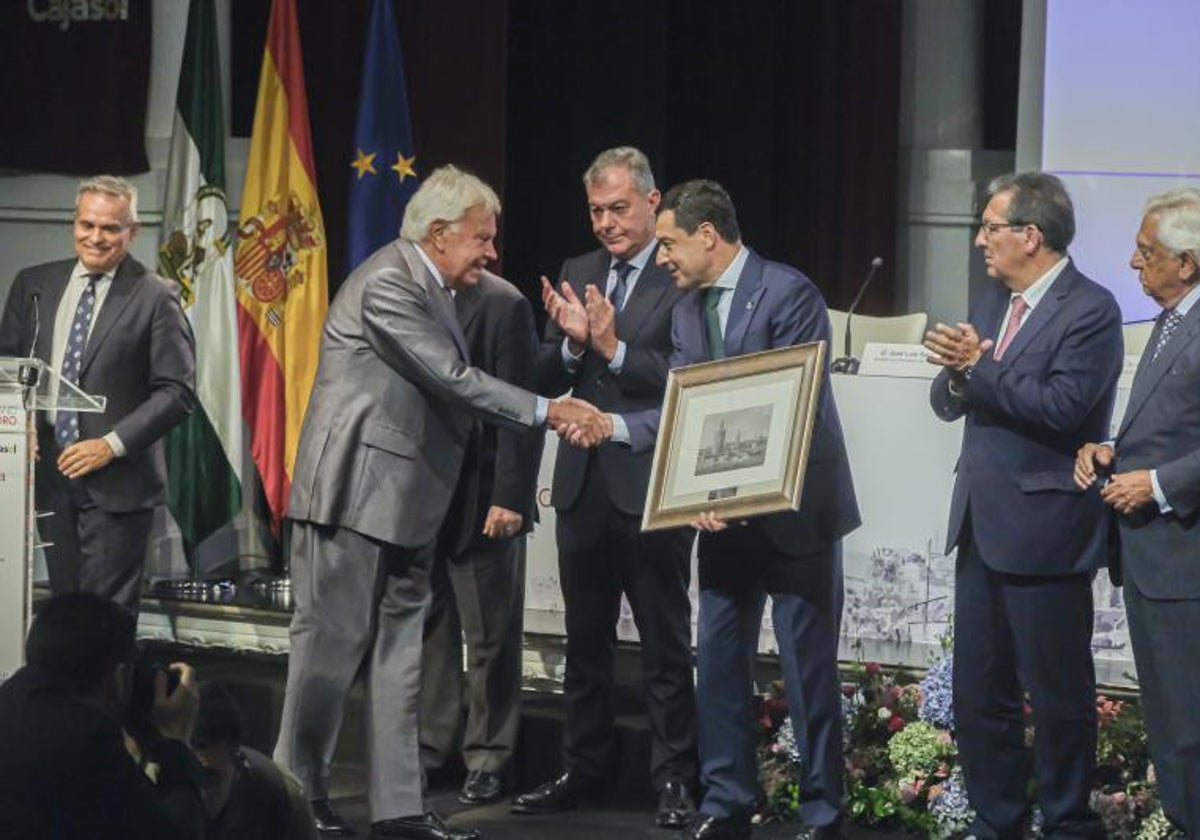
xmin=1075 ymin=188 xmax=1200 ymax=836
xmin=610 ymin=180 xmax=859 ymax=840
xmin=513 ymin=147 xmax=698 ymax=830
xmin=419 ymin=269 xmax=543 ymax=806
xmin=0 ymin=175 xmax=196 ymax=615
xmin=274 ymin=165 xmax=606 ymax=840
xmin=924 ymin=172 xmax=1122 ymax=838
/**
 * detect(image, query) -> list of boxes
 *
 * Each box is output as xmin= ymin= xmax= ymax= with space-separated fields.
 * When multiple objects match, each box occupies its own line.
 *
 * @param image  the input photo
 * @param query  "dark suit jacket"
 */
xmin=440 ymin=271 xmax=544 ymax=556
xmin=1110 ymin=301 xmax=1200 ymax=598
xmin=627 ymin=249 xmax=861 ymax=555
xmin=0 ymin=665 xmax=204 ymax=840
xmin=0 ymin=256 xmax=195 ymax=513
xmin=532 ymin=246 xmax=685 ymax=516
xmin=931 ymin=260 xmax=1123 ymax=576
xmin=287 ymin=239 xmax=539 ymax=549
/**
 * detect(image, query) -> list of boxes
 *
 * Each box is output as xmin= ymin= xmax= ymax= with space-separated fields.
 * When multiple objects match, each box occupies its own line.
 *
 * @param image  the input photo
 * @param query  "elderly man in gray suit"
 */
xmin=0 ymin=175 xmax=195 ymax=615
xmin=1076 ymin=188 xmax=1200 ymax=836
xmin=273 ymin=165 xmax=605 ymax=840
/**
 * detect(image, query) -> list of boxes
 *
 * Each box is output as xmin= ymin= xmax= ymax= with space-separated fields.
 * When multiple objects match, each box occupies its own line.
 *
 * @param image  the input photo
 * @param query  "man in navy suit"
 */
xmin=1075 ymin=188 xmax=1200 ymax=836
xmin=924 ymin=172 xmax=1122 ymax=839
xmin=615 ymin=179 xmax=859 ymax=840
xmin=0 ymin=175 xmax=196 ymax=615
xmin=514 ymin=147 xmax=698 ymax=829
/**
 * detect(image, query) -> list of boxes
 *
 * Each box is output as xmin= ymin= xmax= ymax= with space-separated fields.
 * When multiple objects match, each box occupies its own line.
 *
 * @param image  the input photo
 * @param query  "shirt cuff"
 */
xmin=561 ymin=338 xmax=584 ymax=371
xmin=1150 ymin=469 xmax=1173 ymax=514
xmin=607 ymin=340 xmax=628 ymax=374
xmin=610 ymin=413 xmax=630 ymax=445
xmin=103 ymin=431 xmax=126 ymax=458
xmin=534 ymin=397 xmax=548 ymax=427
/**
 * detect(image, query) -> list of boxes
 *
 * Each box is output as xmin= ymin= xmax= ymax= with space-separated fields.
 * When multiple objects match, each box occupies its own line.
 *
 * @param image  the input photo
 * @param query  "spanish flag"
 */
xmin=234 ymin=0 xmax=327 ymax=533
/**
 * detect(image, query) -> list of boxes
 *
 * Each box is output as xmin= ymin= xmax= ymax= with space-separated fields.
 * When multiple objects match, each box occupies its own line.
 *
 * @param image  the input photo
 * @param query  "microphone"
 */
xmin=830 ymin=257 xmax=883 ymax=375
xmin=18 ymin=290 xmax=41 ymax=388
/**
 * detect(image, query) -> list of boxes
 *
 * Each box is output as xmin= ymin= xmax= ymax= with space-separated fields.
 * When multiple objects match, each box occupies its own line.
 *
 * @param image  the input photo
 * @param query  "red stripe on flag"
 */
xmin=265 ymin=0 xmax=317 ymax=186
xmin=237 ymin=305 xmax=290 ymax=533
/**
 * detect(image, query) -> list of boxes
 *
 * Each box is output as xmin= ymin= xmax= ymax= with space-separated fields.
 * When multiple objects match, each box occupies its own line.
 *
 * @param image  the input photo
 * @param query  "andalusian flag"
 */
xmin=235 ymin=0 xmax=328 ymax=533
xmin=158 ymin=0 xmax=242 ymax=552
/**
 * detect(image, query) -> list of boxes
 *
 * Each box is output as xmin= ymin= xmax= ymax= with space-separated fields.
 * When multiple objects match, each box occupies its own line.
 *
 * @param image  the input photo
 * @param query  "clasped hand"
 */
xmin=1073 ymin=442 xmax=1153 ymax=515
xmin=923 ymin=322 xmax=991 ymax=371
xmin=541 ymin=277 xmax=619 ymax=361
xmin=546 ymin=396 xmax=612 ymax=448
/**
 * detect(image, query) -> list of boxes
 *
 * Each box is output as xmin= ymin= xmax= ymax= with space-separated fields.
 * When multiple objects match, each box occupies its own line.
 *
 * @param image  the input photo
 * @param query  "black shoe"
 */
xmin=679 ymin=813 xmax=752 ymax=839
xmin=370 ymin=811 xmax=480 ymax=840
xmin=656 ymin=779 xmax=695 ymax=829
xmin=312 ymin=799 xmax=357 ymax=835
xmin=458 ymin=769 xmax=504 ymax=805
xmin=793 ymin=818 xmax=844 ymax=840
xmin=510 ymin=772 xmax=602 ymax=814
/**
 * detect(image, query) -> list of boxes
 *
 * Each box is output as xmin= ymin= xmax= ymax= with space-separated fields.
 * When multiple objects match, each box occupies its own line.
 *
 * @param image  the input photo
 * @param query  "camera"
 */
xmin=124 ymin=650 xmax=181 ymax=740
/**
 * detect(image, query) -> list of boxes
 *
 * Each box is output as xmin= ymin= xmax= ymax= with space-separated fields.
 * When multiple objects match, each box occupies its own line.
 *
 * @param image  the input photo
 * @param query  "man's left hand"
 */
xmin=482 ymin=505 xmax=524 ymax=539
xmin=583 ymin=284 xmax=618 ymax=360
xmin=57 ymin=438 xmax=114 ymax=479
xmin=1100 ymin=470 xmax=1155 ymax=514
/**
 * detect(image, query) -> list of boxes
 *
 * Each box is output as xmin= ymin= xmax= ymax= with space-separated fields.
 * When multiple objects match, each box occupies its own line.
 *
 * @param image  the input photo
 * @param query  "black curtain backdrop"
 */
xmin=504 ymin=0 xmax=902 ymax=319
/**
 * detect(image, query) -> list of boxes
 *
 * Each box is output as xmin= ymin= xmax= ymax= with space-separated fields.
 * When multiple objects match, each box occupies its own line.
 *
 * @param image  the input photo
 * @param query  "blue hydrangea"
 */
xmin=929 ymin=767 xmax=973 ymax=837
xmin=919 ymin=655 xmax=955 ymax=730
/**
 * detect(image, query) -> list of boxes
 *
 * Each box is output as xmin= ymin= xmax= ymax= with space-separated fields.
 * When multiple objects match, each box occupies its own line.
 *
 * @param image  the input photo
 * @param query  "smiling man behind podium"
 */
xmin=0 ymin=175 xmax=195 ymax=615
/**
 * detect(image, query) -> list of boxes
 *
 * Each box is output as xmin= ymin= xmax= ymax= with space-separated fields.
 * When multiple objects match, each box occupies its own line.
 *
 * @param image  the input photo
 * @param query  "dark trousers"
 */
xmin=695 ymin=527 xmax=843 ymax=829
xmin=555 ymin=463 xmax=697 ymax=791
xmin=38 ymin=469 xmax=151 ymax=616
xmin=419 ymin=536 xmax=526 ymax=775
xmin=954 ymin=527 xmax=1101 ymax=839
xmin=1123 ymin=576 xmax=1200 ymax=835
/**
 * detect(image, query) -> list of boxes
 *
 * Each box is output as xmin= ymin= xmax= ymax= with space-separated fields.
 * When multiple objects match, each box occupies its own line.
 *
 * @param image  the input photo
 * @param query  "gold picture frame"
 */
xmin=641 ymin=341 xmax=826 ymax=531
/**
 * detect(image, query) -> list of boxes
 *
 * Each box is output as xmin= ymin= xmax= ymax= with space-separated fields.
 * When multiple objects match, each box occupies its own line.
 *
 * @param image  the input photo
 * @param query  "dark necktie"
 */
xmin=610 ymin=261 xmax=633 ymax=312
xmin=56 ymin=273 xmax=99 ymax=448
xmin=705 ymin=286 xmax=726 ymax=360
xmin=1151 ymin=307 xmax=1184 ymax=362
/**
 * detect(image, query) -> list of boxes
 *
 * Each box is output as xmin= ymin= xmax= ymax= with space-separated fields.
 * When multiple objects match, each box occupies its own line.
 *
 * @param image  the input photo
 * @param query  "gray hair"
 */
xmin=77 ymin=175 xmax=139 ymax=224
xmin=582 ymin=146 xmax=656 ymax=195
xmin=1144 ymin=187 xmax=1200 ymax=265
xmin=986 ymin=171 xmax=1075 ymax=254
xmin=400 ymin=165 xmax=501 ymax=242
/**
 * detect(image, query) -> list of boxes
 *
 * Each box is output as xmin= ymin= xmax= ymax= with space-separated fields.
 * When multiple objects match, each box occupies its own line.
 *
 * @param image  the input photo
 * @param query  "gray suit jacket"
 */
xmin=287 ymin=240 xmax=539 ymax=548
xmin=0 ymin=256 xmax=196 ymax=512
xmin=1112 ymin=301 xmax=1200 ymax=598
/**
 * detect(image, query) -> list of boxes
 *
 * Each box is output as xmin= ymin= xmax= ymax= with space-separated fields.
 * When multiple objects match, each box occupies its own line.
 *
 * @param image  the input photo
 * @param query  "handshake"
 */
xmin=546 ymin=396 xmax=613 ymax=448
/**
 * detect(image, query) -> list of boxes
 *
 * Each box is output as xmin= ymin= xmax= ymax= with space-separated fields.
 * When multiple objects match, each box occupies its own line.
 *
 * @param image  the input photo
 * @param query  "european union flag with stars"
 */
xmin=347 ymin=0 xmax=418 ymax=272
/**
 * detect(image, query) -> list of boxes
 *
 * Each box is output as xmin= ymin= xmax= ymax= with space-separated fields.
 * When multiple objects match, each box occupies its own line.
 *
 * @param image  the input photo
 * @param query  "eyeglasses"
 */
xmin=978 ymin=220 xmax=1028 ymax=238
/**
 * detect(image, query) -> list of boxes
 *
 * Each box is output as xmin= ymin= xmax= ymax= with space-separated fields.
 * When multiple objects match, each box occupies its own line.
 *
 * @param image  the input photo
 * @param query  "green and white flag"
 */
xmin=158 ymin=0 xmax=242 ymax=552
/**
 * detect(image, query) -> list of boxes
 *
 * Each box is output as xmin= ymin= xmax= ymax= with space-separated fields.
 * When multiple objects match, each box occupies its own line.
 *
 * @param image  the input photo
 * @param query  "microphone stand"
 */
xmin=830 ymin=258 xmax=883 ymax=375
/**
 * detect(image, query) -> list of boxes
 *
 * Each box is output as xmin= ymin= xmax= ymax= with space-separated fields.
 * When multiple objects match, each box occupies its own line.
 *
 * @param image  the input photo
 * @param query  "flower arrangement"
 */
xmin=754 ymin=657 xmax=1173 ymax=837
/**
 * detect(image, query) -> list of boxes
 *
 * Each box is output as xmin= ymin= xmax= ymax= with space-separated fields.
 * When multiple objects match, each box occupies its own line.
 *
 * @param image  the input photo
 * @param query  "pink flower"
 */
xmin=888 ymin=714 xmax=906 ymax=733
xmin=865 ymin=662 xmax=881 ymax=676
xmin=841 ymin=684 xmax=857 ymax=699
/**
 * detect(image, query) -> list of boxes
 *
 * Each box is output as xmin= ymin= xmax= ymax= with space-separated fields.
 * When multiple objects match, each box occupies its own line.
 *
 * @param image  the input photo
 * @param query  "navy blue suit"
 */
xmin=931 ymin=260 xmax=1122 ymax=838
xmin=1108 ymin=300 xmax=1200 ymax=833
xmin=631 ymin=249 xmax=859 ymax=829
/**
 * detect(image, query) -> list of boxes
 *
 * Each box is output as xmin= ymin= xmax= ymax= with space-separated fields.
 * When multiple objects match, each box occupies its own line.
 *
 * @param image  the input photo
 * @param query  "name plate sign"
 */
xmin=857 ymin=343 xmax=937 ymax=379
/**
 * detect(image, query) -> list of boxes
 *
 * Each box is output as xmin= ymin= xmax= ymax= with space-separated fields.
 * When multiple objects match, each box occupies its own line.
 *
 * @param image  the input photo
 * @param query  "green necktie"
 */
xmin=705 ymin=286 xmax=725 ymax=360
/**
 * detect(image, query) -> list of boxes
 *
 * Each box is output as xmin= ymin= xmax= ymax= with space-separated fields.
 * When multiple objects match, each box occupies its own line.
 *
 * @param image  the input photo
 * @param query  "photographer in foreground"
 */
xmin=0 ymin=593 xmax=204 ymax=839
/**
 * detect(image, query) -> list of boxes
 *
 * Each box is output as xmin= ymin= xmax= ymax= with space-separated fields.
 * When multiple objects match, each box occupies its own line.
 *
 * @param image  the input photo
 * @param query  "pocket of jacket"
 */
xmin=361 ymin=422 xmax=420 ymax=458
xmin=1017 ymin=470 xmax=1081 ymax=494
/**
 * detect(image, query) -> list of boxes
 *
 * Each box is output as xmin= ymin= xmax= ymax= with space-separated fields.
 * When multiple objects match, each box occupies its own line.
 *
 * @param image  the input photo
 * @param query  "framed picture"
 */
xmin=641 ymin=341 xmax=826 ymax=531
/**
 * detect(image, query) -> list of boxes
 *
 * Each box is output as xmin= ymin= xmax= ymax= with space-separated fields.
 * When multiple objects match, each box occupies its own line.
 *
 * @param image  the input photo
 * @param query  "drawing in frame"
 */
xmin=641 ymin=341 xmax=826 ymax=531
